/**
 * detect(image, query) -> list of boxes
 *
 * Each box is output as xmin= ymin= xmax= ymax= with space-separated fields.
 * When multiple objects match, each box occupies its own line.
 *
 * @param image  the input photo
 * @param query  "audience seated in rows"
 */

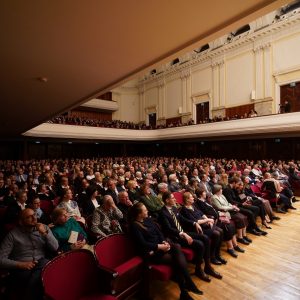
xmin=0 ymin=156 xmax=299 ymax=299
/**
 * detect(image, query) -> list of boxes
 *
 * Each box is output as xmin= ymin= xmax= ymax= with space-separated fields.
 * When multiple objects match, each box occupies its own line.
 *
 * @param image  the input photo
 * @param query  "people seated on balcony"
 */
xmin=0 ymin=208 xmax=58 ymax=300
xmin=248 ymin=109 xmax=258 ymax=118
xmin=91 ymin=195 xmax=123 ymax=239
xmin=129 ymin=202 xmax=203 ymax=299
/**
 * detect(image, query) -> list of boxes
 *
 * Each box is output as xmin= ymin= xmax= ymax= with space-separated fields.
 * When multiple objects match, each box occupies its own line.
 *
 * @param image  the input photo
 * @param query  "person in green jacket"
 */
xmin=51 ymin=207 xmax=88 ymax=252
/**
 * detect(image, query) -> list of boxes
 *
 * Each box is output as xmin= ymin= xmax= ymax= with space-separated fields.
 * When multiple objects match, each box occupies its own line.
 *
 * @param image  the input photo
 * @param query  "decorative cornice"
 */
xmin=138 ymin=10 xmax=300 ymax=87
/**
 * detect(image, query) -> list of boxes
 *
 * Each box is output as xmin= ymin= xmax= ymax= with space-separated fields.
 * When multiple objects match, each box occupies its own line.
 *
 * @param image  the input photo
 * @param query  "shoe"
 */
xmin=195 ymin=269 xmax=211 ymax=282
xmin=227 ymin=249 xmax=238 ymax=258
xmin=216 ymin=256 xmax=227 ymax=264
xmin=211 ymin=258 xmax=222 ymax=265
xmin=204 ymin=267 xmax=223 ymax=279
xmin=247 ymin=229 xmax=262 ymax=236
xmin=289 ymin=205 xmax=297 ymax=210
xmin=180 ymin=290 xmax=195 ymax=300
xmin=291 ymin=196 xmax=299 ymax=202
xmin=243 ymin=236 xmax=252 ymax=243
xmin=262 ymin=222 xmax=272 ymax=229
xmin=237 ymin=237 xmax=250 ymax=245
xmin=186 ymin=286 xmax=203 ymax=295
xmin=256 ymin=228 xmax=268 ymax=235
xmin=234 ymin=245 xmax=245 ymax=253
xmin=276 ymin=208 xmax=287 ymax=214
xmin=272 ymin=215 xmax=281 ymax=220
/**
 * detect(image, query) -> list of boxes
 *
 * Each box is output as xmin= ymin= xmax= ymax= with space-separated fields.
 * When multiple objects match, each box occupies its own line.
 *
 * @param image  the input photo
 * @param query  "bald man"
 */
xmin=0 ymin=208 xmax=58 ymax=299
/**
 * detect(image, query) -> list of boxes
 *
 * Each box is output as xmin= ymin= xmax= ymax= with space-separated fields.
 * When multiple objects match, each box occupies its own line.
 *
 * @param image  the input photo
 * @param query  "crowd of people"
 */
xmin=48 ymin=109 xmax=262 ymax=130
xmin=0 ymin=156 xmax=299 ymax=299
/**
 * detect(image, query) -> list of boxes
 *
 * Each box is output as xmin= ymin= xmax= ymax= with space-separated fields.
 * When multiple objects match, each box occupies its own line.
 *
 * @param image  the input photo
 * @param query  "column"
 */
xmin=219 ymin=60 xmax=225 ymax=108
xmin=158 ymin=80 xmax=165 ymax=119
xmin=212 ymin=62 xmax=220 ymax=109
xmin=263 ymin=42 xmax=272 ymax=98
xmin=254 ymin=45 xmax=264 ymax=100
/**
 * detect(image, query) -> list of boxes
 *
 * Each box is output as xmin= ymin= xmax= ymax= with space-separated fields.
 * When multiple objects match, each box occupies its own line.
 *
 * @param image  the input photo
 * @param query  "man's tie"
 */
xmin=170 ymin=209 xmax=183 ymax=232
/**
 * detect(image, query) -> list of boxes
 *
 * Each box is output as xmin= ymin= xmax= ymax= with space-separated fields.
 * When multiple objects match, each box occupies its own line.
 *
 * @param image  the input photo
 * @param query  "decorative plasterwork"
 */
xmin=138 ymin=11 xmax=300 ymax=87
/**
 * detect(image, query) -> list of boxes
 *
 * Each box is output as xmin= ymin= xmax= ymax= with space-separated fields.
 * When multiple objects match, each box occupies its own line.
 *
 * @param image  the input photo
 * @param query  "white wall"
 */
xmin=191 ymin=67 xmax=212 ymax=95
xmin=226 ymin=51 xmax=254 ymax=106
xmin=165 ymin=78 xmax=181 ymax=118
xmin=114 ymin=13 xmax=300 ymax=122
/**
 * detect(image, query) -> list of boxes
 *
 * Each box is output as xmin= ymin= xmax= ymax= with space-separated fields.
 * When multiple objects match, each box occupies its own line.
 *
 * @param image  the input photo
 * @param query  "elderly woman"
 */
xmin=56 ymin=188 xmax=85 ymax=223
xmin=51 ymin=208 xmax=88 ymax=252
xmin=180 ymin=192 xmax=224 ymax=265
xmin=91 ymin=195 xmax=123 ymax=238
xmin=195 ymin=189 xmax=237 ymax=260
xmin=129 ymin=202 xmax=202 ymax=300
xmin=211 ymin=185 xmax=248 ymax=258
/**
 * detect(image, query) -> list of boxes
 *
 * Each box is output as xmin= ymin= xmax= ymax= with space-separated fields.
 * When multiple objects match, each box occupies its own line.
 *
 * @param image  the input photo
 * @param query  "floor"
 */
xmin=150 ymin=201 xmax=300 ymax=300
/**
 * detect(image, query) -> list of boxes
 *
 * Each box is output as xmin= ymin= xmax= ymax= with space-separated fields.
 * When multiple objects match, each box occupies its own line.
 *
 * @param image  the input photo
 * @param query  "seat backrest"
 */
xmin=42 ymin=249 xmax=99 ymax=300
xmin=95 ymin=233 xmax=136 ymax=269
xmin=250 ymin=185 xmax=261 ymax=196
xmin=0 ymin=206 xmax=7 ymax=219
xmin=173 ymin=192 xmax=184 ymax=206
xmin=40 ymin=200 xmax=54 ymax=215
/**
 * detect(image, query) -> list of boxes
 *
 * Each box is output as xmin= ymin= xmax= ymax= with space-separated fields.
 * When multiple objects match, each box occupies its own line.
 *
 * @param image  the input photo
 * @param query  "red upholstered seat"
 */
xmin=250 ymin=184 xmax=262 ymax=197
xmin=40 ymin=200 xmax=54 ymax=215
xmin=42 ymin=249 xmax=116 ymax=300
xmin=181 ymin=247 xmax=194 ymax=262
xmin=173 ymin=192 xmax=184 ymax=206
xmin=80 ymin=295 xmax=117 ymax=300
xmin=94 ymin=234 xmax=144 ymax=299
xmin=149 ymin=264 xmax=173 ymax=281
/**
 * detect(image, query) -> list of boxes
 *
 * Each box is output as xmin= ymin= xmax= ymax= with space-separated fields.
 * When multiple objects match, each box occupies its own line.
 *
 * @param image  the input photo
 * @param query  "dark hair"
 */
xmin=162 ymin=191 xmax=172 ymax=204
xmin=128 ymin=202 xmax=147 ymax=230
xmin=86 ymin=185 xmax=97 ymax=199
xmin=195 ymin=188 xmax=205 ymax=198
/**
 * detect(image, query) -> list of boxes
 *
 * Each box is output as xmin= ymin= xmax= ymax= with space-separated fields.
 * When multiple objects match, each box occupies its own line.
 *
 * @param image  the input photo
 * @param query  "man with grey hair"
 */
xmin=0 ymin=208 xmax=58 ymax=300
xmin=91 ymin=195 xmax=123 ymax=238
xmin=157 ymin=182 xmax=169 ymax=201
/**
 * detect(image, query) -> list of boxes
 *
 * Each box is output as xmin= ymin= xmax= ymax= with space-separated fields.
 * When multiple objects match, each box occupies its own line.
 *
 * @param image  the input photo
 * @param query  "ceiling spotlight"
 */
xmin=38 ymin=77 xmax=48 ymax=83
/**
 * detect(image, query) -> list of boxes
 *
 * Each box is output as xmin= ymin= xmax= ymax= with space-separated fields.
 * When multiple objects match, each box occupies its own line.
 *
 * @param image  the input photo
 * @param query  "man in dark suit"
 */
xmin=223 ymin=177 xmax=266 ymax=236
xmin=159 ymin=192 xmax=222 ymax=282
xmin=104 ymin=179 xmax=119 ymax=204
xmin=4 ymin=191 xmax=27 ymax=225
